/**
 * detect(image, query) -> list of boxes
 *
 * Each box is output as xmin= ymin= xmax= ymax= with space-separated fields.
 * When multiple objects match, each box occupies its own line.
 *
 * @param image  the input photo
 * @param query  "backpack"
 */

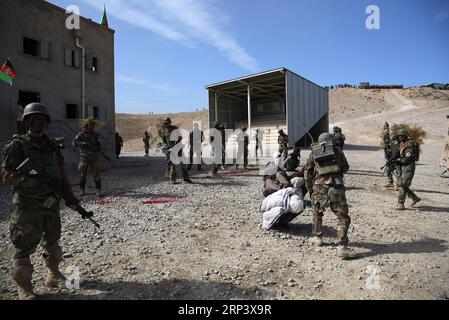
xmin=311 ymin=140 xmax=341 ymax=175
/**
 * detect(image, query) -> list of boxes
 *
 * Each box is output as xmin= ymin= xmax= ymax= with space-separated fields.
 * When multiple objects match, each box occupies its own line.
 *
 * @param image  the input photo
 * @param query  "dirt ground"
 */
xmin=0 ymin=88 xmax=448 ymax=300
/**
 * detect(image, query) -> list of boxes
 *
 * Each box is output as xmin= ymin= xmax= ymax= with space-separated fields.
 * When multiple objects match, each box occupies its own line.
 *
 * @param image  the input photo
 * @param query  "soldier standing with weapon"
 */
xmin=2 ymin=103 xmax=97 ymax=300
xmin=74 ymin=118 xmax=107 ymax=196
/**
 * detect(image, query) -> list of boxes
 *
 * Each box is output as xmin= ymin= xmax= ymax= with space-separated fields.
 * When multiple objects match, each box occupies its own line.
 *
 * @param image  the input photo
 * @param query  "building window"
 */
xmin=66 ymin=104 xmax=78 ymax=119
xmin=23 ymin=37 xmax=39 ymax=57
xmin=64 ymin=48 xmax=79 ymax=68
xmin=93 ymin=106 xmax=99 ymax=119
xmin=86 ymin=54 xmax=99 ymax=72
xmin=19 ymin=90 xmax=41 ymax=106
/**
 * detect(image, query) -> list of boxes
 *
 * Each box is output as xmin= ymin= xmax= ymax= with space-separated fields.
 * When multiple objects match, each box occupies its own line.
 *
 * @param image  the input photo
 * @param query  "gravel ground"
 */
xmin=0 ymin=138 xmax=448 ymax=300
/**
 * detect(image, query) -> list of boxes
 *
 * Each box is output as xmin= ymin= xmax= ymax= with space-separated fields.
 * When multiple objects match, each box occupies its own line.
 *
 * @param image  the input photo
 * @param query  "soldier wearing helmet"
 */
xmin=74 ymin=117 xmax=103 ymax=196
xmin=305 ymin=132 xmax=352 ymax=259
xmin=2 ymin=103 xmax=80 ymax=299
xmin=333 ymin=126 xmax=346 ymax=149
xmin=393 ymin=128 xmax=421 ymax=210
xmin=160 ymin=117 xmax=192 ymax=184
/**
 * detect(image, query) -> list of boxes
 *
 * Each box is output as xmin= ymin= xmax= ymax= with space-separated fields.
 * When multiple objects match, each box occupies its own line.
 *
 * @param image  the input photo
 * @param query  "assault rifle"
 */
xmin=16 ymin=158 xmax=100 ymax=228
xmin=380 ymin=155 xmax=399 ymax=177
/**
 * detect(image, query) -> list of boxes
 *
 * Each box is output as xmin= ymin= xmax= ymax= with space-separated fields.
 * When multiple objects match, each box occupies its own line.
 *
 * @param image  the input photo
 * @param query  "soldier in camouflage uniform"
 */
xmin=2 ymin=103 xmax=81 ymax=299
xmin=74 ymin=118 xmax=102 ymax=196
xmin=305 ymin=132 xmax=351 ymax=259
xmin=333 ymin=127 xmax=346 ymax=149
xmin=278 ymin=129 xmax=289 ymax=161
xmin=161 ymin=117 xmax=192 ymax=184
xmin=394 ymin=129 xmax=421 ymax=210
xmin=382 ymin=122 xmax=395 ymax=188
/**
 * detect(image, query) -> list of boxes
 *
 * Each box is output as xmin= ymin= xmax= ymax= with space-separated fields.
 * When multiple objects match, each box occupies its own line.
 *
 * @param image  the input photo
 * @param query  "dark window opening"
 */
xmin=92 ymin=57 xmax=98 ymax=71
xmin=19 ymin=91 xmax=40 ymax=106
xmin=23 ymin=37 xmax=39 ymax=56
xmin=66 ymin=104 xmax=78 ymax=119
xmin=71 ymin=51 xmax=76 ymax=67
xmin=93 ymin=106 xmax=99 ymax=119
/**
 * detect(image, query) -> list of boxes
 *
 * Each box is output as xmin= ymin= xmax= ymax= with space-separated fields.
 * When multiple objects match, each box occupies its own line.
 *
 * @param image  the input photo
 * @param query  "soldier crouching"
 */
xmin=305 ymin=132 xmax=352 ymax=259
xmin=2 ymin=103 xmax=80 ymax=299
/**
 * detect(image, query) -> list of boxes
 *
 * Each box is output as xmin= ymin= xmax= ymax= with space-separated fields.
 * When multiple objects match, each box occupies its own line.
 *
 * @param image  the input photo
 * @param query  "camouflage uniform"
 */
xmin=74 ymin=130 xmax=102 ymax=193
xmin=305 ymin=136 xmax=351 ymax=248
xmin=396 ymin=138 xmax=420 ymax=208
xmin=278 ymin=131 xmax=289 ymax=160
xmin=162 ymin=125 xmax=190 ymax=183
xmin=2 ymin=133 xmax=79 ymax=298
xmin=333 ymin=127 xmax=346 ymax=149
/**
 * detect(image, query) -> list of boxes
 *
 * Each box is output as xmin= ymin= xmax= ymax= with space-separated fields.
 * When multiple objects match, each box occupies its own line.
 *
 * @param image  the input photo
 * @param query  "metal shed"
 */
xmin=205 ymin=67 xmax=328 ymax=147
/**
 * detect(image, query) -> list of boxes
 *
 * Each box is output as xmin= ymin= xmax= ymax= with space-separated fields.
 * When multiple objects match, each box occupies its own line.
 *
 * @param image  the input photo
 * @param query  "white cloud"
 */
xmin=82 ymin=0 xmax=259 ymax=72
xmin=117 ymin=75 xmax=173 ymax=92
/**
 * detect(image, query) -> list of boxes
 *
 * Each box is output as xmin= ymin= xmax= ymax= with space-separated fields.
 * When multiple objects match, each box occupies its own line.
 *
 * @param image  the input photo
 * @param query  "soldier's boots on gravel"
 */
xmin=396 ymin=202 xmax=405 ymax=210
xmin=43 ymin=245 xmax=67 ymax=289
xmin=184 ymin=178 xmax=193 ymax=184
xmin=11 ymin=257 xmax=36 ymax=300
xmin=411 ymin=196 xmax=421 ymax=207
xmin=311 ymin=218 xmax=324 ymax=246
xmin=383 ymin=182 xmax=395 ymax=189
xmin=337 ymin=245 xmax=352 ymax=260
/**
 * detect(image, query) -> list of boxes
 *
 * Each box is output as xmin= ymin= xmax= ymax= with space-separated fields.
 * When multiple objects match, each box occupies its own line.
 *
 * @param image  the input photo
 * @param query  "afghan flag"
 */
xmin=100 ymin=5 xmax=109 ymax=28
xmin=0 ymin=58 xmax=15 ymax=86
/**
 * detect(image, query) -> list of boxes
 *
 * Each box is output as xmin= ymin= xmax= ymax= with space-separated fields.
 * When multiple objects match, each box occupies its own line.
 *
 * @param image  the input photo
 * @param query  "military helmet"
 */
xmin=318 ymin=132 xmax=334 ymax=143
xmin=22 ymin=102 xmax=50 ymax=122
xmin=397 ymin=128 xmax=408 ymax=137
xmin=278 ymin=129 xmax=284 ymax=134
xmin=333 ymin=127 xmax=340 ymax=133
xmin=163 ymin=117 xmax=172 ymax=124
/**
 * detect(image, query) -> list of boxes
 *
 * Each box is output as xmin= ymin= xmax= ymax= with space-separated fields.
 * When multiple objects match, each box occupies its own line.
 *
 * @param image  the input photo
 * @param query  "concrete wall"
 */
xmin=0 ymin=0 xmax=115 ymax=159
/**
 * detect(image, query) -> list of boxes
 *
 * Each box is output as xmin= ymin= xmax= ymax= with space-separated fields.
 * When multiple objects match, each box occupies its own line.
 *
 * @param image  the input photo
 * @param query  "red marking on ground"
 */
xmin=95 ymin=197 xmax=114 ymax=205
xmin=142 ymin=198 xmax=183 ymax=204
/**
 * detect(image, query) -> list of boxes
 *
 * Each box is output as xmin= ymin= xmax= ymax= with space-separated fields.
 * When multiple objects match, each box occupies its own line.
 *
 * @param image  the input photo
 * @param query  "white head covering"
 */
xmin=288 ymin=194 xmax=304 ymax=214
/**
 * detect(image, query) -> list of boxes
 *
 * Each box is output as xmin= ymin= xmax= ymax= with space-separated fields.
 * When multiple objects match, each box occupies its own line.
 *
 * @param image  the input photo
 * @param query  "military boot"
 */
xmin=383 ymin=182 xmax=394 ymax=189
xmin=396 ymin=202 xmax=405 ymax=210
xmin=80 ymin=182 xmax=86 ymax=196
xmin=411 ymin=196 xmax=421 ymax=207
xmin=95 ymin=181 xmax=102 ymax=197
xmin=11 ymin=257 xmax=36 ymax=300
xmin=337 ymin=245 xmax=351 ymax=260
xmin=311 ymin=218 xmax=324 ymax=246
xmin=43 ymin=245 xmax=67 ymax=289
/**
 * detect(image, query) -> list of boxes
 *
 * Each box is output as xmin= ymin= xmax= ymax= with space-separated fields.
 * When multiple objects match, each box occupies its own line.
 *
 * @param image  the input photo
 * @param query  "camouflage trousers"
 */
xmin=311 ymin=184 xmax=351 ymax=245
xmin=166 ymin=153 xmax=189 ymax=181
xmin=79 ymin=155 xmax=101 ymax=189
xmin=397 ymin=165 xmax=418 ymax=204
xmin=9 ymin=196 xmax=62 ymax=259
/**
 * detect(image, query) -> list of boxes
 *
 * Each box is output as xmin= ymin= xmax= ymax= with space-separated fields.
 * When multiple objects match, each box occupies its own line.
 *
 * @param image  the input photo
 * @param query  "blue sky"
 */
xmin=50 ymin=0 xmax=449 ymax=114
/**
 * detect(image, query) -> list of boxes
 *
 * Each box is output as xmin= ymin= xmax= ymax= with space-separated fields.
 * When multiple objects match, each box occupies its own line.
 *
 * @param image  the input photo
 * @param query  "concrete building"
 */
xmin=205 ymin=68 xmax=328 ymax=150
xmin=0 ymin=0 xmax=115 ymax=161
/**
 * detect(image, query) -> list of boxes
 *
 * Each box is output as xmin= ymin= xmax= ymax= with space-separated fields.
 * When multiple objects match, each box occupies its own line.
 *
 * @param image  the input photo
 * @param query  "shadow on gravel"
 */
xmin=347 ymin=169 xmax=384 ymax=178
xmin=351 ymin=237 xmax=448 ymax=259
xmin=414 ymin=189 xmax=449 ymax=196
xmin=37 ymin=279 xmax=272 ymax=300
xmin=283 ymin=223 xmax=337 ymax=238
xmin=344 ymin=144 xmax=381 ymax=151
xmin=414 ymin=205 xmax=449 ymax=214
